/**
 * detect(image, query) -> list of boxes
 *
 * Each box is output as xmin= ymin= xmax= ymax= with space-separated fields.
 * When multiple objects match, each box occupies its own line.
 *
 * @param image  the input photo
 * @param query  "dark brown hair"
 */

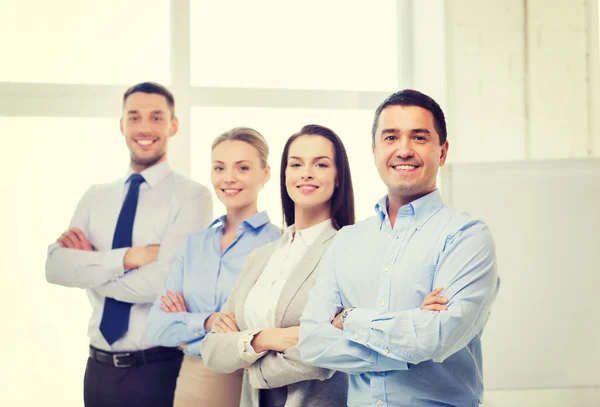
xmin=280 ymin=124 xmax=355 ymax=230
xmin=372 ymin=89 xmax=447 ymax=145
xmin=123 ymin=82 xmax=175 ymax=118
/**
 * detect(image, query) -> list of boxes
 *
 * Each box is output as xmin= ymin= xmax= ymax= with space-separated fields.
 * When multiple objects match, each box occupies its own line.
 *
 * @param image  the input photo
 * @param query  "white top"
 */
xmin=45 ymin=161 xmax=213 ymax=351
xmin=239 ymin=218 xmax=335 ymax=361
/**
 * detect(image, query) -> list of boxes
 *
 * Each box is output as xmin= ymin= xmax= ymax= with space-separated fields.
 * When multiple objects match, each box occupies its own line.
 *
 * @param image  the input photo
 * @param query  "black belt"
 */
xmin=89 ymin=345 xmax=183 ymax=368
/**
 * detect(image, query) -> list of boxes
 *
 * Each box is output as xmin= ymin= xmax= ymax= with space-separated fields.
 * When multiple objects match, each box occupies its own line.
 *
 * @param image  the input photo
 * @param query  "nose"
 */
xmin=395 ymin=137 xmax=414 ymax=159
xmin=137 ymin=118 xmax=153 ymax=135
xmin=224 ymin=168 xmax=237 ymax=183
xmin=301 ymin=165 xmax=314 ymax=180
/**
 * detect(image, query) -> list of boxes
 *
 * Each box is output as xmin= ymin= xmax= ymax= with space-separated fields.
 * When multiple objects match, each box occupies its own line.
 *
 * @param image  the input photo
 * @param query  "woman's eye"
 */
xmin=213 ymin=166 xmax=223 ymax=171
xmin=239 ymin=166 xmax=249 ymax=171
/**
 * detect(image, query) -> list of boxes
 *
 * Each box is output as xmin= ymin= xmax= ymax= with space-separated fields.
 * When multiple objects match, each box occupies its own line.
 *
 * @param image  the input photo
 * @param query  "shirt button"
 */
xmin=385 ymin=348 xmax=390 ymax=354
xmin=384 ymin=266 xmax=390 ymax=272
xmin=377 ymin=400 xmax=383 ymax=406
xmin=194 ymin=333 xmax=199 ymax=337
xmin=354 ymin=333 xmax=359 ymax=339
xmin=379 ymin=300 xmax=385 ymax=307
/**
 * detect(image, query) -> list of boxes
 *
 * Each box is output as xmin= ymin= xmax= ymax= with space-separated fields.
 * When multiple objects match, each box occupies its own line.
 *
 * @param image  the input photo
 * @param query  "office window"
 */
xmin=0 ymin=118 xmax=128 ymax=405
xmin=0 ymin=0 xmax=170 ymax=84
xmin=190 ymin=0 xmax=397 ymax=91
xmin=191 ymin=106 xmax=385 ymax=226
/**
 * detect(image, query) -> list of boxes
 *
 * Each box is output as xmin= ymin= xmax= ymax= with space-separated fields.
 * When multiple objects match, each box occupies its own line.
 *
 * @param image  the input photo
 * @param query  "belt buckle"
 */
xmin=112 ymin=352 xmax=133 ymax=368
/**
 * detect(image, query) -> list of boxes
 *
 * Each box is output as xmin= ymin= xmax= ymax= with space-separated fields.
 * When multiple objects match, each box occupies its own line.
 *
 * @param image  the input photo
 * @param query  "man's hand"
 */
xmin=159 ymin=290 xmax=188 ymax=313
xmin=421 ymin=287 xmax=449 ymax=312
xmin=214 ymin=312 xmax=240 ymax=333
xmin=250 ymin=326 xmax=299 ymax=353
xmin=57 ymin=228 xmax=93 ymax=251
xmin=123 ymin=245 xmax=160 ymax=270
xmin=331 ymin=312 xmax=344 ymax=330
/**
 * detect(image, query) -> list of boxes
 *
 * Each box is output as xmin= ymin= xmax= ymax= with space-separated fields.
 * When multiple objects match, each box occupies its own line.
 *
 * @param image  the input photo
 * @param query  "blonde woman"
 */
xmin=200 ymin=125 xmax=354 ymax=407
xmin=147 ymin=127 xmax=281 ymax=406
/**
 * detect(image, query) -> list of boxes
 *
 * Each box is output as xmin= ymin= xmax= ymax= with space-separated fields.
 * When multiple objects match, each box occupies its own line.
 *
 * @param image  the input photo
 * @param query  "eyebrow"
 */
xmin=380 ymin=128 xmax=431 ymax=135
xmin=212 ymin=160 xmax=252 ymax=164
xmin=126 ymin=109 xmax=166 ymax=116
xmin=289 ymin=156 xmax=333 ymax=162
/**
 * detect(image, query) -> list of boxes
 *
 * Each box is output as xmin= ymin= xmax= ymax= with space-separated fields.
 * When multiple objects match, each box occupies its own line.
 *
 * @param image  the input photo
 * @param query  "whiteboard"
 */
xmin=441 ymin=159 xmax=600 ymax=390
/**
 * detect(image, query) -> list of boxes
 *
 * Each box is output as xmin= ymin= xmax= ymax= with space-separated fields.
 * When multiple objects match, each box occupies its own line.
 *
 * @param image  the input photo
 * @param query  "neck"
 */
xmin=130 ymin=156 xmax=166 ymax=173
xmin=224 ymin=203 xmax=259 ymax=233
xmin=294 ymin=203 xmax=331 ymax=231
xmin=387 ymin=188 xmax=435 ymax=228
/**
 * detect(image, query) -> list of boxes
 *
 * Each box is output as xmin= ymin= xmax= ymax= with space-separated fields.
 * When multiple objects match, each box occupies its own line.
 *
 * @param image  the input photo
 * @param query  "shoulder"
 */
xmin=169 ymin=171 xmax=212 ymax=202
xmin=434 ymin=206 xmax=495 ymax=250
xmin=260 ymin=222 xmax=283 ymax=240
xmin=332 ymin=215 xmax=381 ymax=243
xmin=77 ymin=178 xmax=121 ymax=205
xmin=185 ymin=225 xmax=218 ymax=245
xmin=246 ymin=239 xmax=279 ymax=263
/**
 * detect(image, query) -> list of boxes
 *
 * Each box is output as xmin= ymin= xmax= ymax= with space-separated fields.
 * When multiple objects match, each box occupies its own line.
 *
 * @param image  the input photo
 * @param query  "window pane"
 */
xmin=191 ymin=0 xmax=397 ymax=91
xmin=191 ymin=107 xmax=386 ymax=226
xmin=1 ymin=118 xmax=129 ymax=406
xmin=0 ymin=1 xmax=170 ymax=84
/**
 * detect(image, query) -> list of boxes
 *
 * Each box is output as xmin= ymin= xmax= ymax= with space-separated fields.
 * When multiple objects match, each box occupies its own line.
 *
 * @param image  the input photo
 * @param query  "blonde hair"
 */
xmin=211 ymin=127 xmax=269 ymax=168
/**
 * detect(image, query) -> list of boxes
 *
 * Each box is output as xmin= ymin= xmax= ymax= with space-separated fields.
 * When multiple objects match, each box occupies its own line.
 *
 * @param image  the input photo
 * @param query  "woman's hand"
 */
xmin=159 ymin=290 xmax=188 ymax=313
xmin=421 ymin=287 xmax=449 ymax=312
xmin=214 ymin=312 xmax=240 ymax=333
xmin=251 ymin=326 xmax=299 ymax=353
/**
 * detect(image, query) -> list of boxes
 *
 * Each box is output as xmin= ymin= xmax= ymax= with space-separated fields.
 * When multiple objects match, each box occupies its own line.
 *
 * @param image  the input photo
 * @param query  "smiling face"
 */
xmin=285 ymin=135 xmax=337 ymax=213
xmin=211 ymin=139 xmax=270 ymax=212
xmin=373 ymin=105 xmax=448 ymax=205
xmin=120 ymin=92 xmax=178 ymax=172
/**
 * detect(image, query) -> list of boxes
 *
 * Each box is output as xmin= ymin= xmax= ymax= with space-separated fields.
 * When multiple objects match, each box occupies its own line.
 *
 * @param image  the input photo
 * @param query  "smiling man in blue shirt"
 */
xmin=299 ymin=89 xmax=500 ymax=407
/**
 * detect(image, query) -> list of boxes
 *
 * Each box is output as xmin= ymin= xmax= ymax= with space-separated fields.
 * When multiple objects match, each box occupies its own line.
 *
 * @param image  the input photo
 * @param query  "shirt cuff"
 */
xmin=107 ymin=247 xmax=129 ymax=277
xmin=237 ymin=328 xmax=268 ymax=364
xmin=343 ymin=307 xmax=379 ymax=336
xmin=185 ymin=339 xmax=202 ymax=357
xmin=182 ymin=312 xmax=211 ymax=339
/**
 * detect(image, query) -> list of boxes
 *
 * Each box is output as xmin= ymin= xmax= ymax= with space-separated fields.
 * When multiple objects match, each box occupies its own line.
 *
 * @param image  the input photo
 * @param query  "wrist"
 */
xmin=340 ymin=307 xmax=356 ymax=329
xmin=251 ymin=329 xmax=270 ymax=353
xmin=123 ymin=247 xmax=138 ymax=270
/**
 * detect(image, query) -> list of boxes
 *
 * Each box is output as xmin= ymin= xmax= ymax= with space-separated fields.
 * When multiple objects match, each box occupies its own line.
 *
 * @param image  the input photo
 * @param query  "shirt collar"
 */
xmin=124 ymin=161 xmax=171 ymax=188
xmin=208 ymin=211 xmax=272 ymax=231
xmin=283 ymin=218 xmax=335 ymax=247
xmin=374 ymin=189 xmax=444 ymax=229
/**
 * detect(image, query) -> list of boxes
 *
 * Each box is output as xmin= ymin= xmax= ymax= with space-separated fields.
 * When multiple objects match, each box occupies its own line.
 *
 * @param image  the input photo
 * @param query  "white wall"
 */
xmin=442 ymin=0 xmax=600 ymax=405
xmin=445 ymin=0 xmax=599 ymax=162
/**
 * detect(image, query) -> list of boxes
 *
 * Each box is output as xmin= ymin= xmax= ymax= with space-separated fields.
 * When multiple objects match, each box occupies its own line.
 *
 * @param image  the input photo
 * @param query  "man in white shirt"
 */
xmin=45 ymin=82 xmax=213 ymax=407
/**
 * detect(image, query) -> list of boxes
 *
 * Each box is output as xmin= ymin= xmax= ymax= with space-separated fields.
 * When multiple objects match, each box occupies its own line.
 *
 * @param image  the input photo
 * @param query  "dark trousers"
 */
xmin=84 ymin=354 xmax=183 ymax=407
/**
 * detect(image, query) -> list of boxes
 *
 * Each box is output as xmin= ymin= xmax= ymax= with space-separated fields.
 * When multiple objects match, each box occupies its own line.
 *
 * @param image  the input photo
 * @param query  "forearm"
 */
xmin=298 ymin=320 xmax=408 ymax=375
xmin=248 ymin=345 xmax=335 ymax=389
xmin=200 ymin=330 xmax=253 ymax=374
xmin=45 ymin=243 xmax=127 ymax=288
xmin=94 ymin=259 xmax=170 ymax=303
xmin=344 ymin=292 xmax=498 ymax=364
xmin=146 ymin=304 xmax=211 ymax=347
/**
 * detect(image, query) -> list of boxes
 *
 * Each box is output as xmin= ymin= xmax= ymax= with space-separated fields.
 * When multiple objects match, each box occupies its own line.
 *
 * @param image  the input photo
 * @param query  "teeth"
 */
xmin=394 ymin=165 xmax=416 ymax=170
xmin=299 ymin=185 xmax=317 ymax=190
xmin=137 ymin=140 xmax=154 ymax=146
xmin=223 ymin=189 xmax=241 ymax=194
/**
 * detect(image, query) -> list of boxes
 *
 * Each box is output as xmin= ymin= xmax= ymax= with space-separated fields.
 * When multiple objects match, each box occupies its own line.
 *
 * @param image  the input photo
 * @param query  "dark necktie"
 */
xmin=99 ymin=173 xmax=145 ymax=345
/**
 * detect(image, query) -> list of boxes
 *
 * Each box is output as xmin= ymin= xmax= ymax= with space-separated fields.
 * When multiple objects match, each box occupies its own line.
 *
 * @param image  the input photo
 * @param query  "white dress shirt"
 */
xmin=240 ymin=218 xmax=335 ymax=359
xmin=46 ymin=161 xmax=213 ymax=352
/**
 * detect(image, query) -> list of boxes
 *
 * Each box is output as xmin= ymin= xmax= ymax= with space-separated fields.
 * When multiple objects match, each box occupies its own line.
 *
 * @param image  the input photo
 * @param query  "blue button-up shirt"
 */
xmin=146 ymin=211 xmax=281 ymax=356
xmin=299 ymin=190 xmax=499 ymax=407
